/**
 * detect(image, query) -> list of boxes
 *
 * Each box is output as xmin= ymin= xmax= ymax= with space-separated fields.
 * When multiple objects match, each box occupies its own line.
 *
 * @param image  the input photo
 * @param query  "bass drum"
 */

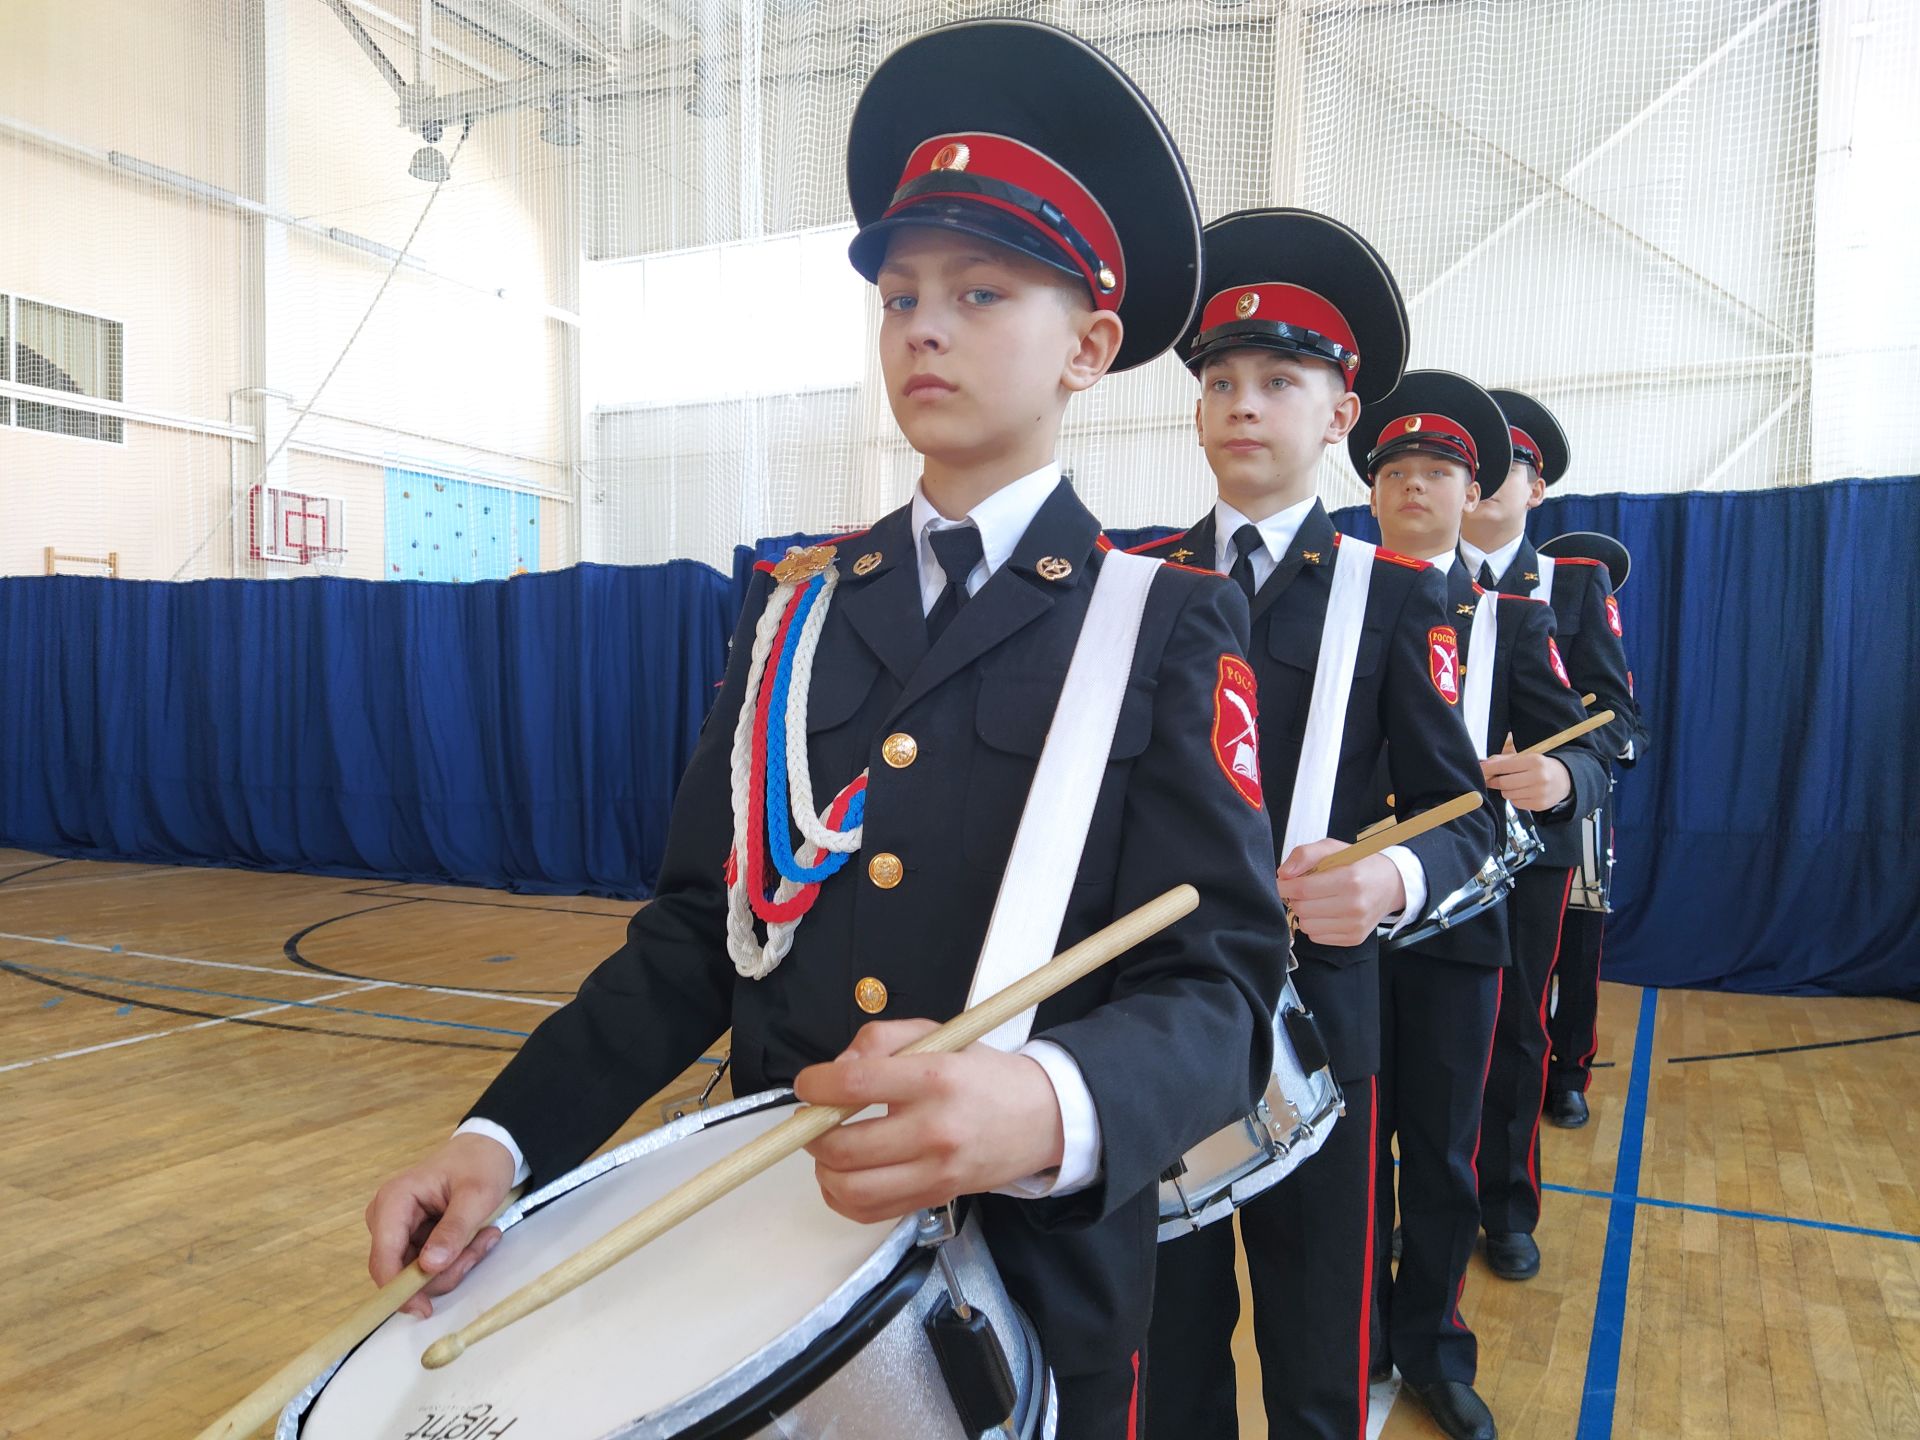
xmin=284 ymin=1090 xmax=1054 ymax=1440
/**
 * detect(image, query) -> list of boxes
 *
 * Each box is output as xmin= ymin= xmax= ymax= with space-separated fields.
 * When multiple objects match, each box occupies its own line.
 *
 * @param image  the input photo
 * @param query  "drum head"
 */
xmin=297 ymin=1098 xmax=916 ymax=1440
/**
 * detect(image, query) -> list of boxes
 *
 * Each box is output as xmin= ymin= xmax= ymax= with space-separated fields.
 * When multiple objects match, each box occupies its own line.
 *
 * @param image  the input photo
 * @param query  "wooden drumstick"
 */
xmin=421 ymin=883 xmax=1202 ymax=1371
xmin=1581 ymin=692 xmax=1597 ymax=708
xmin=1309 ymin=790 xmax=1484 ymax=873
xmin=193 ymin=1187 xmax=525 ymax=1440
xmin=1517 ymin=709 xmax=1614 ymax=756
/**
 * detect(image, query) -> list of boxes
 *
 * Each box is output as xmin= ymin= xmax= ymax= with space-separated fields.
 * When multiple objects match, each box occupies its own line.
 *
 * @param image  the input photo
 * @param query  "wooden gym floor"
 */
xmin=1 ymin=846 xmax=1916 ymax=1439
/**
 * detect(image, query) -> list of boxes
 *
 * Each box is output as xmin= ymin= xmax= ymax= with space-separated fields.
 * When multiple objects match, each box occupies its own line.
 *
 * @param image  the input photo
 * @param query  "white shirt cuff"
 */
xmin=992 ymin=1039 xmax=1103 ymax=1199
xmin=454 ymin=1117 xmax=532 ymax=1187
xmin=1378 ymin=843 xmax=1429 ymax=938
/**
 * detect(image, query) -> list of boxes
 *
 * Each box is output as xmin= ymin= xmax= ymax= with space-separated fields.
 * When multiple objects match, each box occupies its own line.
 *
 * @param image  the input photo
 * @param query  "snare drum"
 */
xmin=1381 ymin=801 xmax=1540 ymax=953
xmin=285 ymin=1090 xmax=1055 ymax=1440
xmin=1157 ymin=979 xmax=1344 ymax=1241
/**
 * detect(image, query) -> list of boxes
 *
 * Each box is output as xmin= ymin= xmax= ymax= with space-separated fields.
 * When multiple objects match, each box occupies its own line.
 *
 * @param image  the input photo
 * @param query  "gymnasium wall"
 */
xmin=0 ymin=0 xmax=577 ymax=582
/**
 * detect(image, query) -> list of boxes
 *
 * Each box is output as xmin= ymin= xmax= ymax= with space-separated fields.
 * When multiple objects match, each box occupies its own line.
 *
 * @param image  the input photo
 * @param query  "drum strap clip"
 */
xmin=918 ymin=1206 xmax=1019 ymax=1435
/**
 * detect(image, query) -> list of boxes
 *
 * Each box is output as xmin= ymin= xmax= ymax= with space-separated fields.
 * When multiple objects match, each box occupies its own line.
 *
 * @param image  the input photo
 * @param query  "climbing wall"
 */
xmin=383 ymin=468 xmax=541 ymax=583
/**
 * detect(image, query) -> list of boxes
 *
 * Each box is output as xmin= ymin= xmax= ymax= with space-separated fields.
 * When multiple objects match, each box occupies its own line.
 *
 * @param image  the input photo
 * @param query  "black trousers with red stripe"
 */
xmin=1549 ymin=905 xmax=1607 ymax=1095
xmin=1056 ymin=1357 xmax=1143 ymax=1439
xmin=1479 ymin=866 xmax=1575 ymax=1235
xmin=1372 ymin=951 xmax=1501 ymax=1387
xmin=1147 ymin=1077 xmax=1379 ymax=1440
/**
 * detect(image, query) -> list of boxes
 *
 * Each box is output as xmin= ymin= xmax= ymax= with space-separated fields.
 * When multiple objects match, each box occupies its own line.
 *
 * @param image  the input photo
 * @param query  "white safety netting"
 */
xmin=2 ymin=0 xmax=1911 ymax=579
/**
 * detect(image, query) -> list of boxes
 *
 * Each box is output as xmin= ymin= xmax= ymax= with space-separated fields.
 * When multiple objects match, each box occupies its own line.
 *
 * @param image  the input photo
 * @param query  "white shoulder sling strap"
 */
xmin=965 ymin=547 xmax=1161 ymax=1052
xmin=1280 ymin=537 xmax=1376 ymax=855
xmin=1462 ymin=586 xmax=1501 ymax=760
xmin=1531 ymin=554 xmax=1556 ymax=603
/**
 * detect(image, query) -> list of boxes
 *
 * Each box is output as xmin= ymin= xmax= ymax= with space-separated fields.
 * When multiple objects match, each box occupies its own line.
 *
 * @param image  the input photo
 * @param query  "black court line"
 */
xmin=0 ymin=961 xmax=518 ymax=1053
xmin=344 ymin=882 xmax=638 ymax=919
xmin=1666 ymin=1028 xmax=1920 ymax=1064
xmin=283 ymin=901 xmax=574 ymax=999
xmin=0 ymin=860 xmax=68 ymax=889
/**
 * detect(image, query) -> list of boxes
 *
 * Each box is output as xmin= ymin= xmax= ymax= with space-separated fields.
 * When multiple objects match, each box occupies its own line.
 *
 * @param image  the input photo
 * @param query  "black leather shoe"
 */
xmin=1548 ymin=1089 xmax=1590 ymax=1128
xmin=1484 ymin=1230 xmax=1541 ymax=1280
xmin=1410 ymin=1380 xmax=1497 ymax=1440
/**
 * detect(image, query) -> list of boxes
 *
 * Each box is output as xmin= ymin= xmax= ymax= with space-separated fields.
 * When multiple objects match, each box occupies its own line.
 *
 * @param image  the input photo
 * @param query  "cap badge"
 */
xmin=772 ymin=544 xmax=838 ymax=584
xmin=931 ymin=142 xmax=970 ymax=172
xmin=1036 ymin=556 xmax=1074 ymax=582
xmin=1235 ymin=291 xmax=1260 ymax=319
xmin=853 ymin=551 xmax=883 ymax=577
xmin=1404 ymin=416 xmax=1423 ymax=432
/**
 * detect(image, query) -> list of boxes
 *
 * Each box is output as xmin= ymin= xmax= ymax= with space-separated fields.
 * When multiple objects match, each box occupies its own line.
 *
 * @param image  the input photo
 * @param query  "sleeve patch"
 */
xmin=1428 ymin=626 xmax=1461 ymax=705
xmin=1605 ymin=593 xmax=1624 ymax=637
xmin=1547 ymin=635 xmax=1571 ymax=687
xmin=1211 ymin=653 xmax=1264 ymax=810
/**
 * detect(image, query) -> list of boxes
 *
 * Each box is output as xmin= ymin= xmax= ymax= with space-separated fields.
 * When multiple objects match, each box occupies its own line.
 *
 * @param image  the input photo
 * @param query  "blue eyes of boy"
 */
xmin=882 ymin=287 xmax=1000 ymax=313
xmin=1208 ymin=376 xmax=1288 ymax=392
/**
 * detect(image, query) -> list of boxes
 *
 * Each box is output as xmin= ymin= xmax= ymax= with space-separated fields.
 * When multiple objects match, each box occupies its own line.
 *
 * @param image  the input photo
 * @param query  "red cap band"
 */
xmin=886 ymin=133 xmax=1125 ymax=309
xmin=1375 ymin=412 xmax=1478 ymax=468
xmin=1509 ymin=425 xmax=1544 ymax=474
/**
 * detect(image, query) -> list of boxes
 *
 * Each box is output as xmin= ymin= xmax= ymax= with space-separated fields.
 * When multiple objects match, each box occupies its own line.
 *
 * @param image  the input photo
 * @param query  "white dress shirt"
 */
xmin=460 ymin=461 xmax=1103 ymax=1200
xmin=1458 ymin=533 xmax=1526 ymax=589
xmin=1210 ymin=494 xmax=1320 ymax=593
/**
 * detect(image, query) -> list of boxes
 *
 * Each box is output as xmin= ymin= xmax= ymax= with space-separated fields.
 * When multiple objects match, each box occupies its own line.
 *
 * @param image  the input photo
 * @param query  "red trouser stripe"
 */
xmin=1127 ymin=1348 xmax=1140 ymax=1440
xmin=1357 ymin=1076 xmax=1380 ymax=1436
xmin=1527 ymin=870 xmax=1577 ymax=1203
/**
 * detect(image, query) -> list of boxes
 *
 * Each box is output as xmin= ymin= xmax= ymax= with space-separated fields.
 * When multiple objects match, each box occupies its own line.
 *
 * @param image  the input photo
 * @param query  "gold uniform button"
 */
xmin=882 ymin=733 xmax=918 ymax=769
xmin=868 ymin=853 xmax=904 ymax=889
xmin=855 ymin=976 xmax=889 ymax=1014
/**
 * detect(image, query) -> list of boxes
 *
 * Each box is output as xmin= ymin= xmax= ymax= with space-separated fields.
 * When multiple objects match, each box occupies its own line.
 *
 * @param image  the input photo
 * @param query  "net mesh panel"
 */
xmin=2 ymin=0 xmax=1911 ymax=579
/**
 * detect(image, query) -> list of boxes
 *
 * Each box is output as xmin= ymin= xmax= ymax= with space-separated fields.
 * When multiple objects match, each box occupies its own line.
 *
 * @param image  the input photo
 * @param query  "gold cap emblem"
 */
xmin=853 ymin=551 xmax=882 ymax=577
xmin=1236 ymin=291 xmax=1261 ymax=319
xmin=771 ymin=544 xmax=838 ymax=585
xmin=1036 ymin=556 xmax=1074 ymax=582
xmin=1405 ymin=416 xmax=1423 ymax=433
xmin=932 ymin=142 xmax=970 ymax=172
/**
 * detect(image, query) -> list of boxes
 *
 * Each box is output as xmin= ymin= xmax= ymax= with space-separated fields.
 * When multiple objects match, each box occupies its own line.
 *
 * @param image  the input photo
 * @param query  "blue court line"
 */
xmin=2 ymin=960 xmax=532 ymax=1038
xmin=1542 ymin=1181 xmax=1920 ymax=1247
xmin=1576 ymin=985 xmax=1657 ymax=1440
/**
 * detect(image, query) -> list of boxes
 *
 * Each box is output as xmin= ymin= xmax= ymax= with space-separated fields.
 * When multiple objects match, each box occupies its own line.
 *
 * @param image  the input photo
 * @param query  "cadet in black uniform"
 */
xmin=359 ymin=23 xmax=1290 ymax=1437
xmin=1537 ymin=528 xmax=1650 ymax=1124
xmin=1356 ymin=373 xmax=1608 ymax=1440
xmin=1460 ymin=392 xmax=1648 ymax=1277
xmin=1135 ymin=211 xmax=1497 ymax=1440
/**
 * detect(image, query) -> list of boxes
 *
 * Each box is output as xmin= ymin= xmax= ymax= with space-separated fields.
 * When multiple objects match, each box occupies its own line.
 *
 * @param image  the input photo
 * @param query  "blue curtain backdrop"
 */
xmin=0 ymin=562 xmax=733 ymax=897
xmin=4 ymin=480 xmax=1914 ymax=994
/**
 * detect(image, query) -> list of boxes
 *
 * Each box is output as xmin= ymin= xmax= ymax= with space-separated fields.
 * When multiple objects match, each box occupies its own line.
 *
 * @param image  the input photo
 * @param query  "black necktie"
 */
xmin=1477 ymin=560 xmax=1497 ymax=590
xmin=926 ymin=525 xmax=985 ymax=643
xmin=1229 ymin=523 xmax=1264 ymax=601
